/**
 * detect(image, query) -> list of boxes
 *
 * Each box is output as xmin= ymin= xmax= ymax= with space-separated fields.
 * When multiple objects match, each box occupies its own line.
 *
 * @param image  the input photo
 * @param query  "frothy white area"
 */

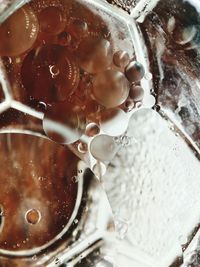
xmin=103 ymin=109 xmax=200 ymax=267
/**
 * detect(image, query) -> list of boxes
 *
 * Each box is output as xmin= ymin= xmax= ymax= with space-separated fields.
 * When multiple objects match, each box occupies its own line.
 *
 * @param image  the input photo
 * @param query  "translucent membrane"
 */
xmin=0 ymin=5 xmax=39 ymax=56
xmin=92 ymin=70 xmax=130 ymax=108
xmin=100 ymin=108 xmax=129 ymax=136
xmin=39 ymin=6 xmax=65 ymax=35
xmin=21 ymin=45 xmax=80 ymax=103
xmin=77 ymin=36 xmax=113 ymax=74
xmin=90 ymin=134 xmax=119 ymax=162
xmin=43 ymin=101 xmax=86 ymax=144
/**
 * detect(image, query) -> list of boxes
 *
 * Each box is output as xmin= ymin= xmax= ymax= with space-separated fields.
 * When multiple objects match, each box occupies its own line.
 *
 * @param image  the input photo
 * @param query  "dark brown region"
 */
xmin=140 ymin=0 xmax=200 ymax=149
xmin=0 ymin=84 xmax=4 ymax=102
xmin=0 ymin=133 xmax=78 ymax=251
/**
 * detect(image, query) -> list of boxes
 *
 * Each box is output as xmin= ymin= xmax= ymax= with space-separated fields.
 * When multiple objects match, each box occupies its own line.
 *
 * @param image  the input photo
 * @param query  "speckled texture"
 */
xmin=103 ymin=109 xmax=200 ymax=267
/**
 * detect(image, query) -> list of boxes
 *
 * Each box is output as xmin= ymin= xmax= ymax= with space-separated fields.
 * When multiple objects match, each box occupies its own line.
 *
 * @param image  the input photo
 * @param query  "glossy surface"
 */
xmin=0 ymin=134 xmax=78 ymax=252
xmin=0 ymin=5 xmax=39 ymax=56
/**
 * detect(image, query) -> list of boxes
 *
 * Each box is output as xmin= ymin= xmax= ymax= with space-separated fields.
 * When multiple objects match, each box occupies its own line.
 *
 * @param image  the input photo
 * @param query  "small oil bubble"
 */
xmin=25 ymin=209 xmax=41 ymax=225
xmin=78 ymin=142 xmax=88 ymax=153
xmin=49 ymin=65 xmax=60 ymax=78
xmin=125 ymin=61 xmax=145 ymax=83
xmin=85 ymin=122 xmax=100 ymax=137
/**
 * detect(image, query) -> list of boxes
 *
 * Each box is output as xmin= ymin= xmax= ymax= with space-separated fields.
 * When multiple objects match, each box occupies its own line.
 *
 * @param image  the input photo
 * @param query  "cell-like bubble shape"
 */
xmin=90 ymin=134 xmax=119 ymax=162
xmin=25 ymin=209 xmax=41 ymax=225
xmin=85 ymin=122 xmax=100 ymax=137
xmin=43 ymin=101 xmax=86 ymax=144
xmin=21 ymin=45 xmax=80 ymax=103
xmin=39 ymin=6 xmax=65 ymax=35
xmin=113 ymin=50 xmax=130 ymax=69
xmin=129 ymin=85 xmax=144 ymax=102
xmin=100 ymin=109 xmax=129 ymax=136
xmin=93 ymin=70 xmax=130 ymax=108
xmin=0 ymin=5 xmax=39 ymax=56
xmin=76 ymin=36 xmax=113 ymax=74
xmin=125 ymin=61 xmax=145 ymax=83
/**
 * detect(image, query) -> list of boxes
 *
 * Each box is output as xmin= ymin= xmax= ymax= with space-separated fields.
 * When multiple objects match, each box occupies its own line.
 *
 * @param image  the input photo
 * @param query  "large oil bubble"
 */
xmin=43 ymin=101 xmax=86 ymax=144
xmin=0 ymin=5 xmax=39 ymax=56
xmin=92 ymin=70 xmax=130 ymax=108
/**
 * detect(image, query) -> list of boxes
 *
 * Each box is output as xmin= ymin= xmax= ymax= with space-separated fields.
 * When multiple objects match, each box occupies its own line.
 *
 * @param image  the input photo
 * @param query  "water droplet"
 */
xmin=39 ymin=6 xmax=65 ymax=35
xmin=113 ymin=50 xmax=130 ymax=68
xmin=0 ymin=5 xmax=39 ymax=56
xmin=129 ymin=85 xmax=144 ymax=102
xmin=85 ymin=122 xmax=100 ymax=137
xmin=93 ymin=70 xmax=130 ymax=108
xmin=25 ymin=209 xmax=41 ymax=225
xmin=43 ymin=101 xmax=86 ymax=144
xmin=77 ymin=36 xmax=113 ymax=74
xmin=125 ymin=61 xmax=145 ymax=83
xmin=100 ymin=108 xmax=128 ymax=136
xmin=90 ymin=135 xmax=119 ymax=162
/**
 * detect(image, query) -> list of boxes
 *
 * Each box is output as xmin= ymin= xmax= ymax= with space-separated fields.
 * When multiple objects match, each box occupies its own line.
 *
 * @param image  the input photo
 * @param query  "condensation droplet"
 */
xmin=25 ymin=209 xmax=41 ymax=225
xmin=90 ymin=135 xmax=119 ymax=162
xmin=93 ymin=70 xmax=130 ymax=108
xmin=125 ymin=61 xmax=145 ymax=83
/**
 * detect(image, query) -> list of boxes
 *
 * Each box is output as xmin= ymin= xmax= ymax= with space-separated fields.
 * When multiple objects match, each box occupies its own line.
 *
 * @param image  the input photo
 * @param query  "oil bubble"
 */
xmin=90 ymin=134 xmax=119 ymax=162
xmin=93 ymin=70 xmax=130 ymax=108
